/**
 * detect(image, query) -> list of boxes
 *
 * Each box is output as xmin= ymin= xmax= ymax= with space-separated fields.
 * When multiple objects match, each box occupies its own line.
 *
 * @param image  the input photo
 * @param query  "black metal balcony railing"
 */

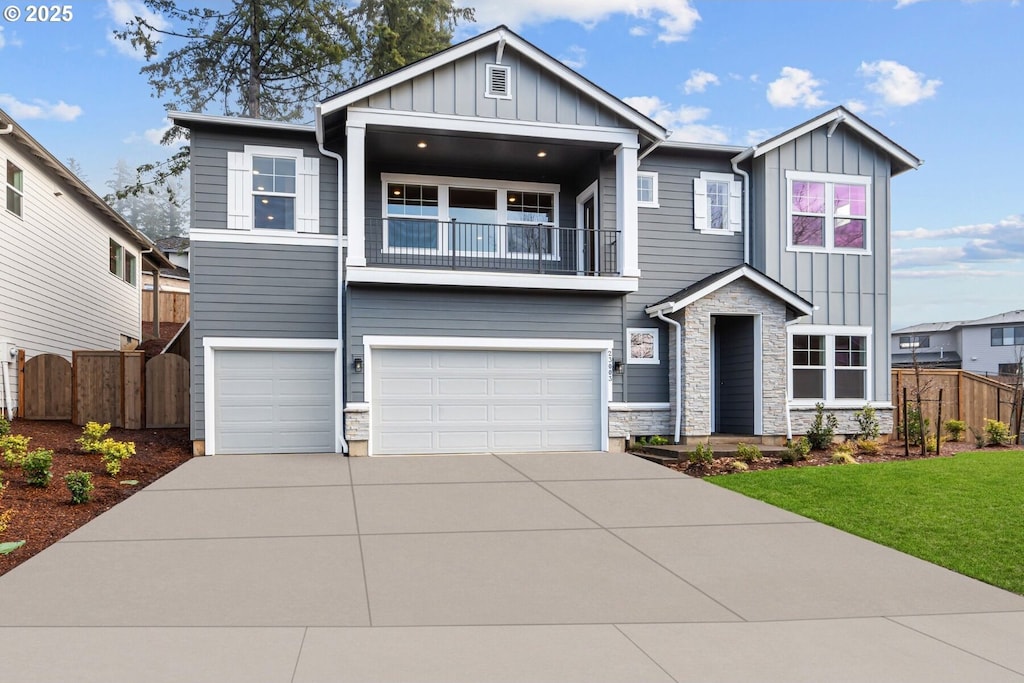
xmin=364 ymin=218 xmax=620 ymax=276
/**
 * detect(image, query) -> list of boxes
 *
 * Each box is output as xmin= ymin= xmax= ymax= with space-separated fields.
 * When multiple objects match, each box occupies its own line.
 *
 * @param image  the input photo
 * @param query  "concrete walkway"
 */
xmin=1 ymin=451 xmax=1022 ymax=682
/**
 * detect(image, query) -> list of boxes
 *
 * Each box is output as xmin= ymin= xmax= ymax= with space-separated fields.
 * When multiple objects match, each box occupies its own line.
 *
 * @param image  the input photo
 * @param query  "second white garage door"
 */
xmin=371 ymin=349 xmax=602 ymax=455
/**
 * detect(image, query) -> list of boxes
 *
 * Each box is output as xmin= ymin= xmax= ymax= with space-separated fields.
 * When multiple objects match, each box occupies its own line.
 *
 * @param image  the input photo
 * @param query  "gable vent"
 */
xmin=485 ymin=63 xmax=512 ymax=99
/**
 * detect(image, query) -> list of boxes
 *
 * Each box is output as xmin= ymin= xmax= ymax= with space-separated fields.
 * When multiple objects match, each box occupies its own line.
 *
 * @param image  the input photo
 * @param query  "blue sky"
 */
xmin=0 ymin=0 xmax=1021 ymax=327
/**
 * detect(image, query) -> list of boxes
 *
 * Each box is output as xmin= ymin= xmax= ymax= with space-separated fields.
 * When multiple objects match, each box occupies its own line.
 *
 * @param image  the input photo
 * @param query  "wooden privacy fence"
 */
xmin=17 ymin=351 xmax=189 ymax=429
xmin=892 ymin=369 xmax=1023 ymax=437
xmin=142 ymin=290 xmax=189 ymax=324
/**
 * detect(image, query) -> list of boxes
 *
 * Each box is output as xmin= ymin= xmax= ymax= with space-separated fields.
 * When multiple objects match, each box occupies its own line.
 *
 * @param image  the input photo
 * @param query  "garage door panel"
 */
xmin=492 ymin=430 xmax=543 ymax=449
xmin=438 ymin=404 xmax=489 ymax=422
xmin=493 ymin=353 xmax=542 ymax=370
xmin=438 ymin=431 xmax=493 ymax=451
xmin=381 ymin=377 xmax=433 ymax=395
xmin=546 ymin=404 xmax=596 ymax=421
xmin=492 ymin=404 xmax=544 ymax=422
xmin=379 ymin=431 xmax=434 ymax=452
xmin=438 ymin=351 xmax=488 ymax=369
xmin=493 ymin=378 xmax=543 ymax=396
xmin=380 ymin=404 xmax=434 ymax=422
xmin=546 ymin=430 xmax=596 ymax=448
xmin=438 ymin=378 xmax=488 ymax=396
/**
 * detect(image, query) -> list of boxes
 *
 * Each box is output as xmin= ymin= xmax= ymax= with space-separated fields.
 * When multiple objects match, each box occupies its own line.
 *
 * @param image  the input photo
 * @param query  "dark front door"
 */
xmin=714 ymin=316 xmax=755 ymax=434
xmin=582 ymin=196 xmax=597 ymax=274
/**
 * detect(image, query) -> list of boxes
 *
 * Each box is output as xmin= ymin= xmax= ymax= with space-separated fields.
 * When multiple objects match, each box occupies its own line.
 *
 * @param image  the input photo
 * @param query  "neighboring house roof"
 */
xmin=645 ymin=264 xmax=814 ymax=317
xmin=961 ymin=309 xmax=1024 ymax=328
xmin=742 ymin=106 xmax=923 ymax=176
xmin=893 ymin=321 xmax=968 ymax=334
xmin=894 ymin=310 xmax=1024 ymax=336
xmin=319 ymin=25 xmax=668 ymax=144
xmin=892 ymin=351 xmax=961 ymax=367
xmin=0 ymin=108 xmax=174 ymax=270
xmin=155 ymin=236 xmax=190 ymax=254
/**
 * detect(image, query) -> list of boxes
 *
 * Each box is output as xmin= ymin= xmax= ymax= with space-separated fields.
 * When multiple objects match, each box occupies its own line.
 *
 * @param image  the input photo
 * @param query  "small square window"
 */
xmin=627 ymin=328 xmax=660 ymax=364
xmin=637 ymin=172 xmax=659 ymax=208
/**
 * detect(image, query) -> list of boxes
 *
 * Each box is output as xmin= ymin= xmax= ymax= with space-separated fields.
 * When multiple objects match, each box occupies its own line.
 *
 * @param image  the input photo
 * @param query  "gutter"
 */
xmin=730 ymin=146 xmax=756 ymax=265
xmin=654 ymin=308 xmax=682 ymax=444
xmin=315 ymin=104 xmax=349 ymax=455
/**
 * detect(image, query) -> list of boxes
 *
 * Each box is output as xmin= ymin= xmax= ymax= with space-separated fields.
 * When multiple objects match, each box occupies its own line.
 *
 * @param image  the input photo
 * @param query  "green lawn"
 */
xmin=708 ymin=451 xmax=1024 ymax=595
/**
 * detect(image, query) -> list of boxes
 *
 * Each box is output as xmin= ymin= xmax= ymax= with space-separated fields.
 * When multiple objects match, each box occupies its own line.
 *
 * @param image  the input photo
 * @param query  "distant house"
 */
xmin=0 ymin=107 xmax=173 ymax=416
xmin=892 ymin=310 xmax=1024 ymax=379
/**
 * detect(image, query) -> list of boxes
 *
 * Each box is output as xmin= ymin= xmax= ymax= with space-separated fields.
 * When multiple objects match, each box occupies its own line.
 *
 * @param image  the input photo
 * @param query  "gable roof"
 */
xmin=893 ymin=321 xmax=968 ymax=335
xmin=645 ymin=264 xmax=813 ymax=317
xmin=319 ymin=25 xmax=667 ymax=143
xmin=741 ymin=106 xmax=923 ymax=176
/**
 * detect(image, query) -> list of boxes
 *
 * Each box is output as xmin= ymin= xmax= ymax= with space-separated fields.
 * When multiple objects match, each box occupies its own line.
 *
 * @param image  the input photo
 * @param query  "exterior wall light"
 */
xmin=613 ymin=360 xmax=624 ymax=375
xmin=353 ymin=357 xmax=364 ymax=373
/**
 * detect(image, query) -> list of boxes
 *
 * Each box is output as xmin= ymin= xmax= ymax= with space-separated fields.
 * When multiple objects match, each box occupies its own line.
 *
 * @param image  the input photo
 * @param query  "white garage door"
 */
xmin=214 ymin=350 xmax=335 ymax=454
xmin=371 ymin=349 xmax=602 ymax=455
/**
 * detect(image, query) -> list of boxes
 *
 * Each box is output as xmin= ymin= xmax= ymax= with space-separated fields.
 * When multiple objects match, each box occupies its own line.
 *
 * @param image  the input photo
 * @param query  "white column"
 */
xmin=615 ymin=143 xmax=640 ymax=277
xmin=346 ymin=121 xmax=366 ymax=268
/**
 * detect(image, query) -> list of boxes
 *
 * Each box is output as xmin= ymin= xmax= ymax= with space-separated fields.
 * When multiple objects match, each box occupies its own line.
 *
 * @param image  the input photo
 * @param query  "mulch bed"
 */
xmin=0 ymin=419 xmax=192 ymax=576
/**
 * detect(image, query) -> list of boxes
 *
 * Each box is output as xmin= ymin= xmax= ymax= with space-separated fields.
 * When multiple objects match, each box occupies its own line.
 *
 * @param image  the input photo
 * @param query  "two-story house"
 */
xmin=173 ymin=26 xmax=921 ymax=456
xmin=893 ymin=310 xmax=1024 ymax=378
xmin=0 ymin=108 xmax=174 ymax=417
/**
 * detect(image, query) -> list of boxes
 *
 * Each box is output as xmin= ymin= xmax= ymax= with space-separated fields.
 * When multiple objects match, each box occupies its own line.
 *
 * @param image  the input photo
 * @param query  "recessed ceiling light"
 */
xmin=536 ymin=151 xmax=547 ymax=158
xmin=261 ymin=198 xmax=269 ymax=204
xmin=252 ymin=170 xmax=260 ymax=175
xmin=508 ymin=196 xmax=516 ymax=202
xmin=256 ymin=185 xmax=265 ymax=191
xmin=267 ymin=216 xmax=274 ymax=221
xmin=417 ymin=141 xmax=427 ymax=149
xmin=393 ymin=189 xmax=402 ymax=196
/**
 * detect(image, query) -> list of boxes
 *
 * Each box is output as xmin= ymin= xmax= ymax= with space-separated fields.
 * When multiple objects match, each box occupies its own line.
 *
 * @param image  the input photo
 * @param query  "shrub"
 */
xmin=648 ymin=435 xmax=670 ymax=446
xmin=944 ymin=419 xmax=967 ymax=442
xmin=925 ymin=434 xmax=939 ymax=453
xmin=0 ymin=416 xmax=9 ymax=437
xmin=853 ymin=405 xmax=880 ymax=440
xmin=984 ymin=419 xmax=1014 ymax=447
xmin=730 ymin=460 xmax=749 ymax=472
xmin=76 ymin=422 xmax=112 ymax=453
xmin=856 ymin=439 xmax=881 ymax=455
xmin=805 ymin=403 xmax=839 ymax=450
xmin=832 ymin=442 xmax=855 ymax=457
xmin=97 ymin=438 xmax=136 ymax=476
xmin=736 ymin=443 xmax=762 ymax=463
xmin=22 ymin=448 xmax=53 ymax=487
xmin=780 ymin=437 xmax=811 ymax=464
xmin=830 ymin=452 xmax=858 ymax=465
xmin=689 ymin=442 xmax=715 ymax=467
xmin=1 ymin=434 xmax=31 ymax=467
xmin=899 ymin=405 xmax=929 ymax=446
xmin=0 ymin=479 xmax=13 ymax=535
xmin=64 ymin=470 xmax=94 ymax=505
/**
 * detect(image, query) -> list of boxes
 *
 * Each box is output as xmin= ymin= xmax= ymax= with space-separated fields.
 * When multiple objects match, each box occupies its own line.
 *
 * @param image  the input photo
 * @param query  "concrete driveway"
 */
xmin=1 ymin=451 xmax=1023 ymax=682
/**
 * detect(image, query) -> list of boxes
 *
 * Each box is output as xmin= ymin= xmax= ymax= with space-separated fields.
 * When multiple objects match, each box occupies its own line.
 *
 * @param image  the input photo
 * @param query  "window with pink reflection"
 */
xmin=788 ymin=174 xmax=870 ymax=251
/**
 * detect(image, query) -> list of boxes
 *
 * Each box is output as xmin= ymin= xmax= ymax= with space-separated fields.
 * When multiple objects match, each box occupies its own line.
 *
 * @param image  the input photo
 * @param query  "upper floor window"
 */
xmin=990 ymin=326 xmax=1024 ymax=346
xmin=637 ymin=172 xmax=659 ymax=208
xmin=227 ymin=146 xmax=319 ymax=233
xmin=694 ymin=172 xmax=741 ymax=233
xmin=109 ymin=239 xmax=136 ymax=285
xmin=786 ymin=171 xmax=870 ymax=253
xmin=899 ymin=335 xmax=929 ymax=349
xmin=6 ymin=160 xmax=23 ymax=218
xmin=790 ymin=326 xmax=871 ymax=403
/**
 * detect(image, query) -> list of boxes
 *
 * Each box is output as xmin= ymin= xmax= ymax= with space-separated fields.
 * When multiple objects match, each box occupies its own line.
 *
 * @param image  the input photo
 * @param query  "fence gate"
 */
xmin=146 ymin=354 xmax=190 ymax=428
xmin=21 ymin=354 xmax=72 ymax=420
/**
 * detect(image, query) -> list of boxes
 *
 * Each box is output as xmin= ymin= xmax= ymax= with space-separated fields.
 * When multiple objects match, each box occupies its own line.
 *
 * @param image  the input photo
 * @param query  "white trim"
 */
xmin=346 ymin=108 xmax=639 ymax=146
xmin=608 ymin=402 xmax=671 ymax=411
xmin=484 ymin=63 xmax=512 ymax=100
xmin=575 ymin=181 xmax=599 ymax=276
xmin=320 ymin=28 xmax=667 ymax=140
xmin=694 ymin=171 xmax=742 ymax=235
xmin=383 ymin=172 xmax=558 ymax=194
xmin=202 ymin=337 xmax=341 ymax=456
xmin=627 ymin=327 xmax=660 ymax=365
xmin=346 ymin=121 xmax=367 ymax=267
xmin=785 ymin=170 xmax=872 ymax=254
xmin=753 ymin=314 xmax=763 ymax=435
xmin=362 ymin=335 xmax=613 ymax=456
xmin=645 ymin=265 xmax=812 ymax=317
xmin=616 ymin=144 xmax=640 ymax=277
xmin=189 ymin=229 xmax=342 ymax=248
xmin=788 ymin=324 xmax=873 ymax=406
xmin=637 ymin=171 xmax=659 ymax=209
xmin=346 ymin=266 xmax=639 ymax=292
xmin=169 ymin=110 xmax=314 ymax=133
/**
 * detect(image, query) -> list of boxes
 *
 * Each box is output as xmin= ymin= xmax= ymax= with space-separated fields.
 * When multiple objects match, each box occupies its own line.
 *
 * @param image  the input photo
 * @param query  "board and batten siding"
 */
xmin=346 ymin=288 xmax=623 ymax=403
xmin=354 ymin=46 xmax=628 ymax=128
xmin=623 ymin=150 xmax=745 ymax=403
xmin=751 ymin=125 xmax=893 ymax=402
xmin=190 ymin=241 xmax=338 ymax=439
xmin=189 ymin=126 xmax=338 ymax=234
xmin=0 ymin=138 xmax=142 ymax=407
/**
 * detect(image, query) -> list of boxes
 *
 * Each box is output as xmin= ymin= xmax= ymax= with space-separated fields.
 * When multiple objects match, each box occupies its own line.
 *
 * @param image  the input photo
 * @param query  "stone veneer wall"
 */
xmin=789 ymin=405 xmax=895 ymax=438
xmin=668 ymin=278 xmax=790 ymax=437
xmin=608 ymin=404 xmax=673 ymax=438
xmin=344 ymin=404 xmax=369 ymax=441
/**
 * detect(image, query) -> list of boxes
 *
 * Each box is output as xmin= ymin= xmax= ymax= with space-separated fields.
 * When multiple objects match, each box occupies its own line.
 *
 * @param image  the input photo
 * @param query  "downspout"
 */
xmin=316 ymin=104 xmax=349 ymax=455
xmin=730 ymin=146 xmax=755 ymax=265
xmin=0 ymin=124 xmax=12 ymax=135
xmin=654 ymin=308 xmax=682 ymax=444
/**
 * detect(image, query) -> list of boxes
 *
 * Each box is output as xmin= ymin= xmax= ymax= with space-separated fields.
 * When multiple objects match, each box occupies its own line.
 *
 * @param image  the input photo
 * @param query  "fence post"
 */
xmin=903 ymin=386 xmax=910 ymax=458
xmin=936 ymin=388 xmax=943 ymax=455
xmin=16 ymin=349 xmax=24 ymax=418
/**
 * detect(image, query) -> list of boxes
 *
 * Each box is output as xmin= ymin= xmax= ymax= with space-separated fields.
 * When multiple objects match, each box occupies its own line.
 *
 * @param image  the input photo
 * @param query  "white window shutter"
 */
xmin=693 ymin=177 xmax=708 ymax=231
xmin=296 ymin=156 xmax=320 ymax=234
xmin=729 ymin=179 xmax=743 ymax=232
xmin=226 ymin=151 xmax=252 ymax=230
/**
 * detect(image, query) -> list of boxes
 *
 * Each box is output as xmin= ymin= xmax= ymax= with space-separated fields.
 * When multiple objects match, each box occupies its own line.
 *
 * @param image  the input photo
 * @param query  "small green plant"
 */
xmin=648 ymin=435 xmax=670 ymax=446
xmin=0 ymin=479 xmax=14 ymax=535
xmin=856 ymin=439 xmax=881 ymax=455
xmin=97 ymin=438 xmax=136 ymax=476
xmin=944 ymin=419 xmax=967 ymax=442
xmin=730 ymin=460 xmax=749 ymax=472
xmin=899 ymin=405 xmax=929 ymax=446
xmin=853 ymin=405 xmax=880 ymax=440
xmin=0 ymin=416 xmax=9 ymax=437
xmin=736 ymin=442 xmax=762 ymax=463
xmin=780 ymin=436 xmax=811 ymax=464
xmin=22 ymin=448 xmax=53 ymax=487
xmin=805 ymin=403 xmax=839 ymax=450
xmin=631 ymin=436 xmax=648 ymax=448
xmin=689 ymin=442 xmax=715 ymax=467
xmin=832 ymin=442 xmax=856 ymax=457
xmin=1 ymin=434 xmax=31 ymax=467
xmin=984 ymin=419 xmax=1014 ymax=446
xmin=925 ymin=434 xmax=939 ymax=453
xmin=76 ymin=422 xmax=112 ymax=453
xmin=830 ymin=451 xmax=858 ymax=465
xmin=64 ymin=470 xmax=94 ymax=505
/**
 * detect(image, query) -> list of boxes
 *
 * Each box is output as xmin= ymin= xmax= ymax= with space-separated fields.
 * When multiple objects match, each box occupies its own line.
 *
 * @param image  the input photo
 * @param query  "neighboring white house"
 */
xmin=892 ymin=310 xmax=1024 ymax=378
xmin=0 ymin=108 xmax=173 ymax=415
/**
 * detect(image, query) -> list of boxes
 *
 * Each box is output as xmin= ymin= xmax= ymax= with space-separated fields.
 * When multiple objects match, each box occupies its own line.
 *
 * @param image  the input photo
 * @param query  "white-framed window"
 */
xmin=227 ymin=145 xmax=319 ymax=233
xmin=381 ymin=174 xmax=559 ymax=259
xmin=109 ymin=239 xmax=123 ymax=278
xmin=124 ymin=251 xmax=137 ymax=286
xmin=627 ymin=327 xmax=659 ymax=364
xmin=637 ymin=172 xmax=659 ymax=208
xmin=6 ymin=160 xmax=24 ymax=218
xmin=693 ymin=172 xmax=741 ymax=233
xmin=898 ymin=335 xmax=929 ymax=349
xmin=485 ymin=63 xmax=512 ymax=99
xmin=786 ymin=171 xmax=871 ymax=253
xmin=108 ymin=239 xmax=136 ymax=285
xmin=789 ymin=325 xmax=872 ymax=404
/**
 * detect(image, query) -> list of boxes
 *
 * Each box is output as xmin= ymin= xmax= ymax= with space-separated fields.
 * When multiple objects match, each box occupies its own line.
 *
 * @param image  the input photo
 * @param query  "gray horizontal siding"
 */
xmin=189 ymin=127 xmax=339 ymax=235
xmin=190 ymin=241 xmax=339 ymax=440
xmin=346 ymin=287 xmax=623 ymax=403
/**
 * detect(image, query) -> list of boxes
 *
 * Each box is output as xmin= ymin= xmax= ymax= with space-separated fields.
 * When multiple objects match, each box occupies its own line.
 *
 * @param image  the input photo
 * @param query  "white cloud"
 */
xmin=623 ymin=95 xmax=728 ymax=143
xmin=892 ymin=246 xmax=967 ymax=268
xmin=894 ymin=0 xmax=928 ymax=7
xmin=683 ymin=69 xmax=719 ymax=94
xmin=744 ymin=128 xmax=776 ymax=146
xmin=0 ymin=94 xmax=82 ymax=121
xmin=629 ymin=25 xmax=648 ymax=36
xmin=893 ymin=215 xmax=1024 ymax=241
xmin=106 ymin=0 xmax=169 ymax=60
xmin=0 ymin=27 xmax=5 ymax=50
xmin=560 ymin=45 xmax=586 ymax=70
xmin=123 ymin=120 xmax=172 ymax=146
xmin=766 ymin=67 xmax=826 ymax=109
xmin=893 ymin=268 xmax=1018 ymax=279
xmin=466 ymin=0 xmax=701 ymax=43
xmin=859 ymin=60 xmax=941 ymax=107
xmin=845 ymin=99 xmax=868 ymax=114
